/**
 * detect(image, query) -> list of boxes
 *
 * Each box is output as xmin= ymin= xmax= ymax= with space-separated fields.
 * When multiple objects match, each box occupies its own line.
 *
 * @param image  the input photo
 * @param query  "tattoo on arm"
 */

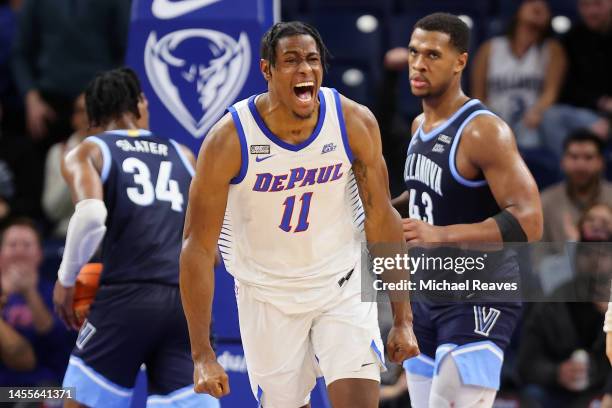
xmin=353 ymin=158 xmax=373 ymax=209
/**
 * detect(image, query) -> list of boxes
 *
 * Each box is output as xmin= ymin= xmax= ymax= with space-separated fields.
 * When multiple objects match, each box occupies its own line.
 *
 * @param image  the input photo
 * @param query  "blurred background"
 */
xmin=0 ymin=0 xmax=611 ymax=407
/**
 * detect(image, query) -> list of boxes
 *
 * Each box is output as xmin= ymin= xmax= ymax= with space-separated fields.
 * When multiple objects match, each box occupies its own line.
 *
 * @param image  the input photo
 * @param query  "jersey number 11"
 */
xmin=279 ymin=192 xmax=313 ymax=233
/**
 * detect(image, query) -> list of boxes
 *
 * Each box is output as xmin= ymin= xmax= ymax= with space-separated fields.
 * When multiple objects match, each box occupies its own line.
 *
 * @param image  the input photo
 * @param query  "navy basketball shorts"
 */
xmin=62 ymin=283 xmax=218 ymax=407
xmin=403 ymin=300 xmax=522 ymax=390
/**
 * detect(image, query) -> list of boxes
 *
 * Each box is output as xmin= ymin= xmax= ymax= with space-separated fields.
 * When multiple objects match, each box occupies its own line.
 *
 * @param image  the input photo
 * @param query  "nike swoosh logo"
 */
xmin=255 ymin=155 xmax=274 ymax=162
xmin=361 ymin=362 xmax=375 ymax=367
xmin=152 ymin=0 xmax=222 ymax=19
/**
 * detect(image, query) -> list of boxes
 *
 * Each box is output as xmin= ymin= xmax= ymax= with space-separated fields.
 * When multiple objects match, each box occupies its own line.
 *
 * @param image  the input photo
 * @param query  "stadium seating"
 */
xmin=309 ymin=0 xmax=395 ymax=15
xmin=324 ymin=63 xmax=373 ymax=104
xmin=300 ymin=12 xmax=384 ymax=76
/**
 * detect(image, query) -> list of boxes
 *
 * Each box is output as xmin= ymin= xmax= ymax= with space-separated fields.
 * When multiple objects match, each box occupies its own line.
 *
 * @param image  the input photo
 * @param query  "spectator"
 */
xmin=0 ymin=160 xmax=13 ymax=225
xmin=0 ymin=0 xmax=23 ymax=137
xmin=11 ymin=0 xmax=130 ymax=143
xmin=579 ymin=203 xmax=612 ymax=242
xmin=541 ymin=130 xmax=612 ymax=245
xmin=0 ymin=218 xmax=73 ymax=385
xmin=42 ymin=94 xmax=90 ymax=238
xmin=518 ymin=204 xmax=612 ymax=407
xmin=471 ymin=0 xmax=566 ymax=150
xmin=0 ymin=278 xmax=36 ymax=372
xmin=539 ymin=0 xmax=612 ymax=158
xmin=7 ymin=0 xmax=130 ymax=222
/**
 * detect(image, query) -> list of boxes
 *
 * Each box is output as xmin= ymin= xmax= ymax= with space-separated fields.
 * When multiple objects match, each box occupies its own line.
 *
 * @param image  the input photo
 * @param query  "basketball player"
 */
xmin=52 ymin=68 xmax=218 ymax=408
xmin=392 ymin=14 xmax=543 ymax=407
xmin=180 ymin=21 xmax=419 ymax=408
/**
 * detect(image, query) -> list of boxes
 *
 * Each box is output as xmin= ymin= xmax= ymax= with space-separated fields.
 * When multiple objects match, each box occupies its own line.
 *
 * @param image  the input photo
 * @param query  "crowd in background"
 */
xmin=0 ymin=0 xmax=611 ymax=407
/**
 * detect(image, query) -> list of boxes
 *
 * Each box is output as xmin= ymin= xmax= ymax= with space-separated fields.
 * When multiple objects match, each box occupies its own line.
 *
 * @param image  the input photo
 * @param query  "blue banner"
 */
xmin=126 ymin=0 xmax=278 ymax=341
xmin=126 ymin=0 xmax=278 ymax=152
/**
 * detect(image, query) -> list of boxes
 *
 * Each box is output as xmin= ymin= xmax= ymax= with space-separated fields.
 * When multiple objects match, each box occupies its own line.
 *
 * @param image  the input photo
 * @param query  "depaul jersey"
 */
xmin=86 ymin=130 xmax=194 ymax=286
xmin=221 ymin=87 xmax=365 ymax=313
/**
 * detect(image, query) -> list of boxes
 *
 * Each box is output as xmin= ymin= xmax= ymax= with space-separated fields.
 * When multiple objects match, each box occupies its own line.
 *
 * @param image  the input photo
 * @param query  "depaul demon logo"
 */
xmin=144 ymin=29 xmax=250 ymax=139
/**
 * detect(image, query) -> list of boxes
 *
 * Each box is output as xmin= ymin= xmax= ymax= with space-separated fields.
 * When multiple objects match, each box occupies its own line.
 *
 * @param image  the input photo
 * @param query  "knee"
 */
xmin=430 ymin=356 xmax=497 ymax=408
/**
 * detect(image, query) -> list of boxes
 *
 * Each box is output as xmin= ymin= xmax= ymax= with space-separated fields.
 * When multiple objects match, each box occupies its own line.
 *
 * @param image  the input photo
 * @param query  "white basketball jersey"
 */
xmin=220 ymin=87 xmax=365 ymax=313
xmin=486 ymin=36 xmax=549 ymax=126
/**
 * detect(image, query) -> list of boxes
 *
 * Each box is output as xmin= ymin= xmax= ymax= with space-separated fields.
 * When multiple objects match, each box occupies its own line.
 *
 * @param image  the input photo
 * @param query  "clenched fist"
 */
xmin=387 ymin=323 xmax=420 ymax=363
xmin=193 ymin=358 xmax=230 ymax=398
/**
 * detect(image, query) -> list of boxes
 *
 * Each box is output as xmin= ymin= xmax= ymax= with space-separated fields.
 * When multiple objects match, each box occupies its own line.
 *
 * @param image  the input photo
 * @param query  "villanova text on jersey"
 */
xmin=404 ymin=153 xmax=443 ymax=197
xmin=403 ymin=99 xmax=519 ymax=296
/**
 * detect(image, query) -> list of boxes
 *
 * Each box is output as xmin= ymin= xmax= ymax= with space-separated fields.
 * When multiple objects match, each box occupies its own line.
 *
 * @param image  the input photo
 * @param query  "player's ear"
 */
xmin=260 ymin=59 xmax=272 ymax=81
xmin=137 ymin=93 xmax=150 ymax=129
xmin=455 ymin=52 xmax=468 ymax=74
xmin=138 ymin=92 xmax=149 ymax=110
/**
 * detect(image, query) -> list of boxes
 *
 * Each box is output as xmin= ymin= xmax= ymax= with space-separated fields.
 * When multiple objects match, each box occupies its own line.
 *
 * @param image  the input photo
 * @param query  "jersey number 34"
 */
xmin=122 ymin=158 xmax=184 ymax=212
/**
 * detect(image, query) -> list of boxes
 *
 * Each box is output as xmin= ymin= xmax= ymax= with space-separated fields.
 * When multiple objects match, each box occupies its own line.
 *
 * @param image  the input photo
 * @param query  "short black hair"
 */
xmin=414 ymin=13 xmax=470 ymax=53
xmin=260 ymin=21 xmax=331 ymax=71
xmin=85 ymin=67 xmax=143 ymax=128
xmin=563 ymin=128 xmax=605 ymax=155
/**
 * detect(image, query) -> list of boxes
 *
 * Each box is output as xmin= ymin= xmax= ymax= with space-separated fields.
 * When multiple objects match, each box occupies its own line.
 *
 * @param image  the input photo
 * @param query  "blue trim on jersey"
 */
xmin=370 ymin=339 xmax=386 ymax=369
xmin=86 ymin=136 xmax=112 ymax=183
xmin=168 ymin=139 xmax=195 ymax=177
xmin=63 ymin=356 xmax=132 ymax=407
xmin=403 ymin=354 xmax=435 ymax=378
xmin=435 ymin=341 xmax=504 ymax=390
xmin=257 ymin=385 xmax=263 ymax=407
xmin=248 ymin=90 xmax=327 ymax=152
xmin=331 ymin=88 xmax=354 ymax=163
xmin=105 ymin=129 xmax=152 ymax=137
xmin=449 ymin=110 xmax=496 ymax=188
xmin=147 ymin=384 xmax=220 ymax=407
xmin=228 ymin=105 xmax=249 ymax=184
xmin=419 ymin=99 xmax=481 ymax=142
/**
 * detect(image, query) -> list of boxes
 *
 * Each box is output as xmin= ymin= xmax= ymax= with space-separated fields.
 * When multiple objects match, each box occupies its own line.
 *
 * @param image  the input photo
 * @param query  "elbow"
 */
xmin=73 ymin=199 xmax=107 ymax=229
xmin=519 ymin=208 xmax=543 ymax=242
xmin=179 ymin=239 xmax=216 ymax=277
xmin=526 ymin=209 xmax=544 ymax=242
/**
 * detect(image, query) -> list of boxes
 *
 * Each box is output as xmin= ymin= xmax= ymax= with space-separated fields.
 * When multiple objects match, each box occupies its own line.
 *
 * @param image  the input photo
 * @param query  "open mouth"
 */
xmin=293 ymin=81 xmax=315 ymax=102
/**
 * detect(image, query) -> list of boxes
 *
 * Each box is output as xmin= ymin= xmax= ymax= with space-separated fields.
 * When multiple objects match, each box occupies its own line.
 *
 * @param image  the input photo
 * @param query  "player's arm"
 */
xmin=391 ymin=114 xmax=424 ymax=216
xmin=180 ymin=114 xmax=239 ymax=398
xmin=53 ymin=141 xmax=108 ymax=330
xmin=178 ymin=143 xmax=197 ymax=169
xmin=406 ymin=115 xmax=543 ymax=243
xmin=343 ymin=96 xmax=419 ymax=363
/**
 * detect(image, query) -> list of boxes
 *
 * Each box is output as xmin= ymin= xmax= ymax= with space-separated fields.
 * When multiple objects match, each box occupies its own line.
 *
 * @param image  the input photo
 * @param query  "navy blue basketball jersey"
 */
xmin=404 ymin=100 xmax=519 ymax=292
xmin=86 ymin=129 xmax=194 ymax=285
xmin=404 ymin=99 xmax=501 ymax=226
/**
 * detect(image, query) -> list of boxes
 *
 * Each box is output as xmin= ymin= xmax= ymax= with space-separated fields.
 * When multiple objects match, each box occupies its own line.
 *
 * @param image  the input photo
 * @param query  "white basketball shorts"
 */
xmin=236 ymin=270 xmax=386 ymax=408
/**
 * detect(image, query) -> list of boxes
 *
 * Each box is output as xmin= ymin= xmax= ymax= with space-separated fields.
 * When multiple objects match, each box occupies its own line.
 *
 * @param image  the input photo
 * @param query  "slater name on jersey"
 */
xmin=404 ymin=153 xmax=443 ymax=196
xmin=115 ymin=139 xmax=169 ymax=156
xmin=253 ymin=163 xmax=344 ymax=193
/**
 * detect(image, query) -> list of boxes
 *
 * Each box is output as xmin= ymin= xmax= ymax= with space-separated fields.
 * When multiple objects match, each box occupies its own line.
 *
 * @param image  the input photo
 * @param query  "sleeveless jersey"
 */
xmin=404 ymin=99 xmax=518 ymax=289
xmin=86 ymin=130 xmax=194 ymax=286
xmin=404 ymin=99 xmax=501 ymax=226
xmin=486 ymin=36 xmax=550 ymax=126
xmin=221 ymin=87 xmax=365 ymax=313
